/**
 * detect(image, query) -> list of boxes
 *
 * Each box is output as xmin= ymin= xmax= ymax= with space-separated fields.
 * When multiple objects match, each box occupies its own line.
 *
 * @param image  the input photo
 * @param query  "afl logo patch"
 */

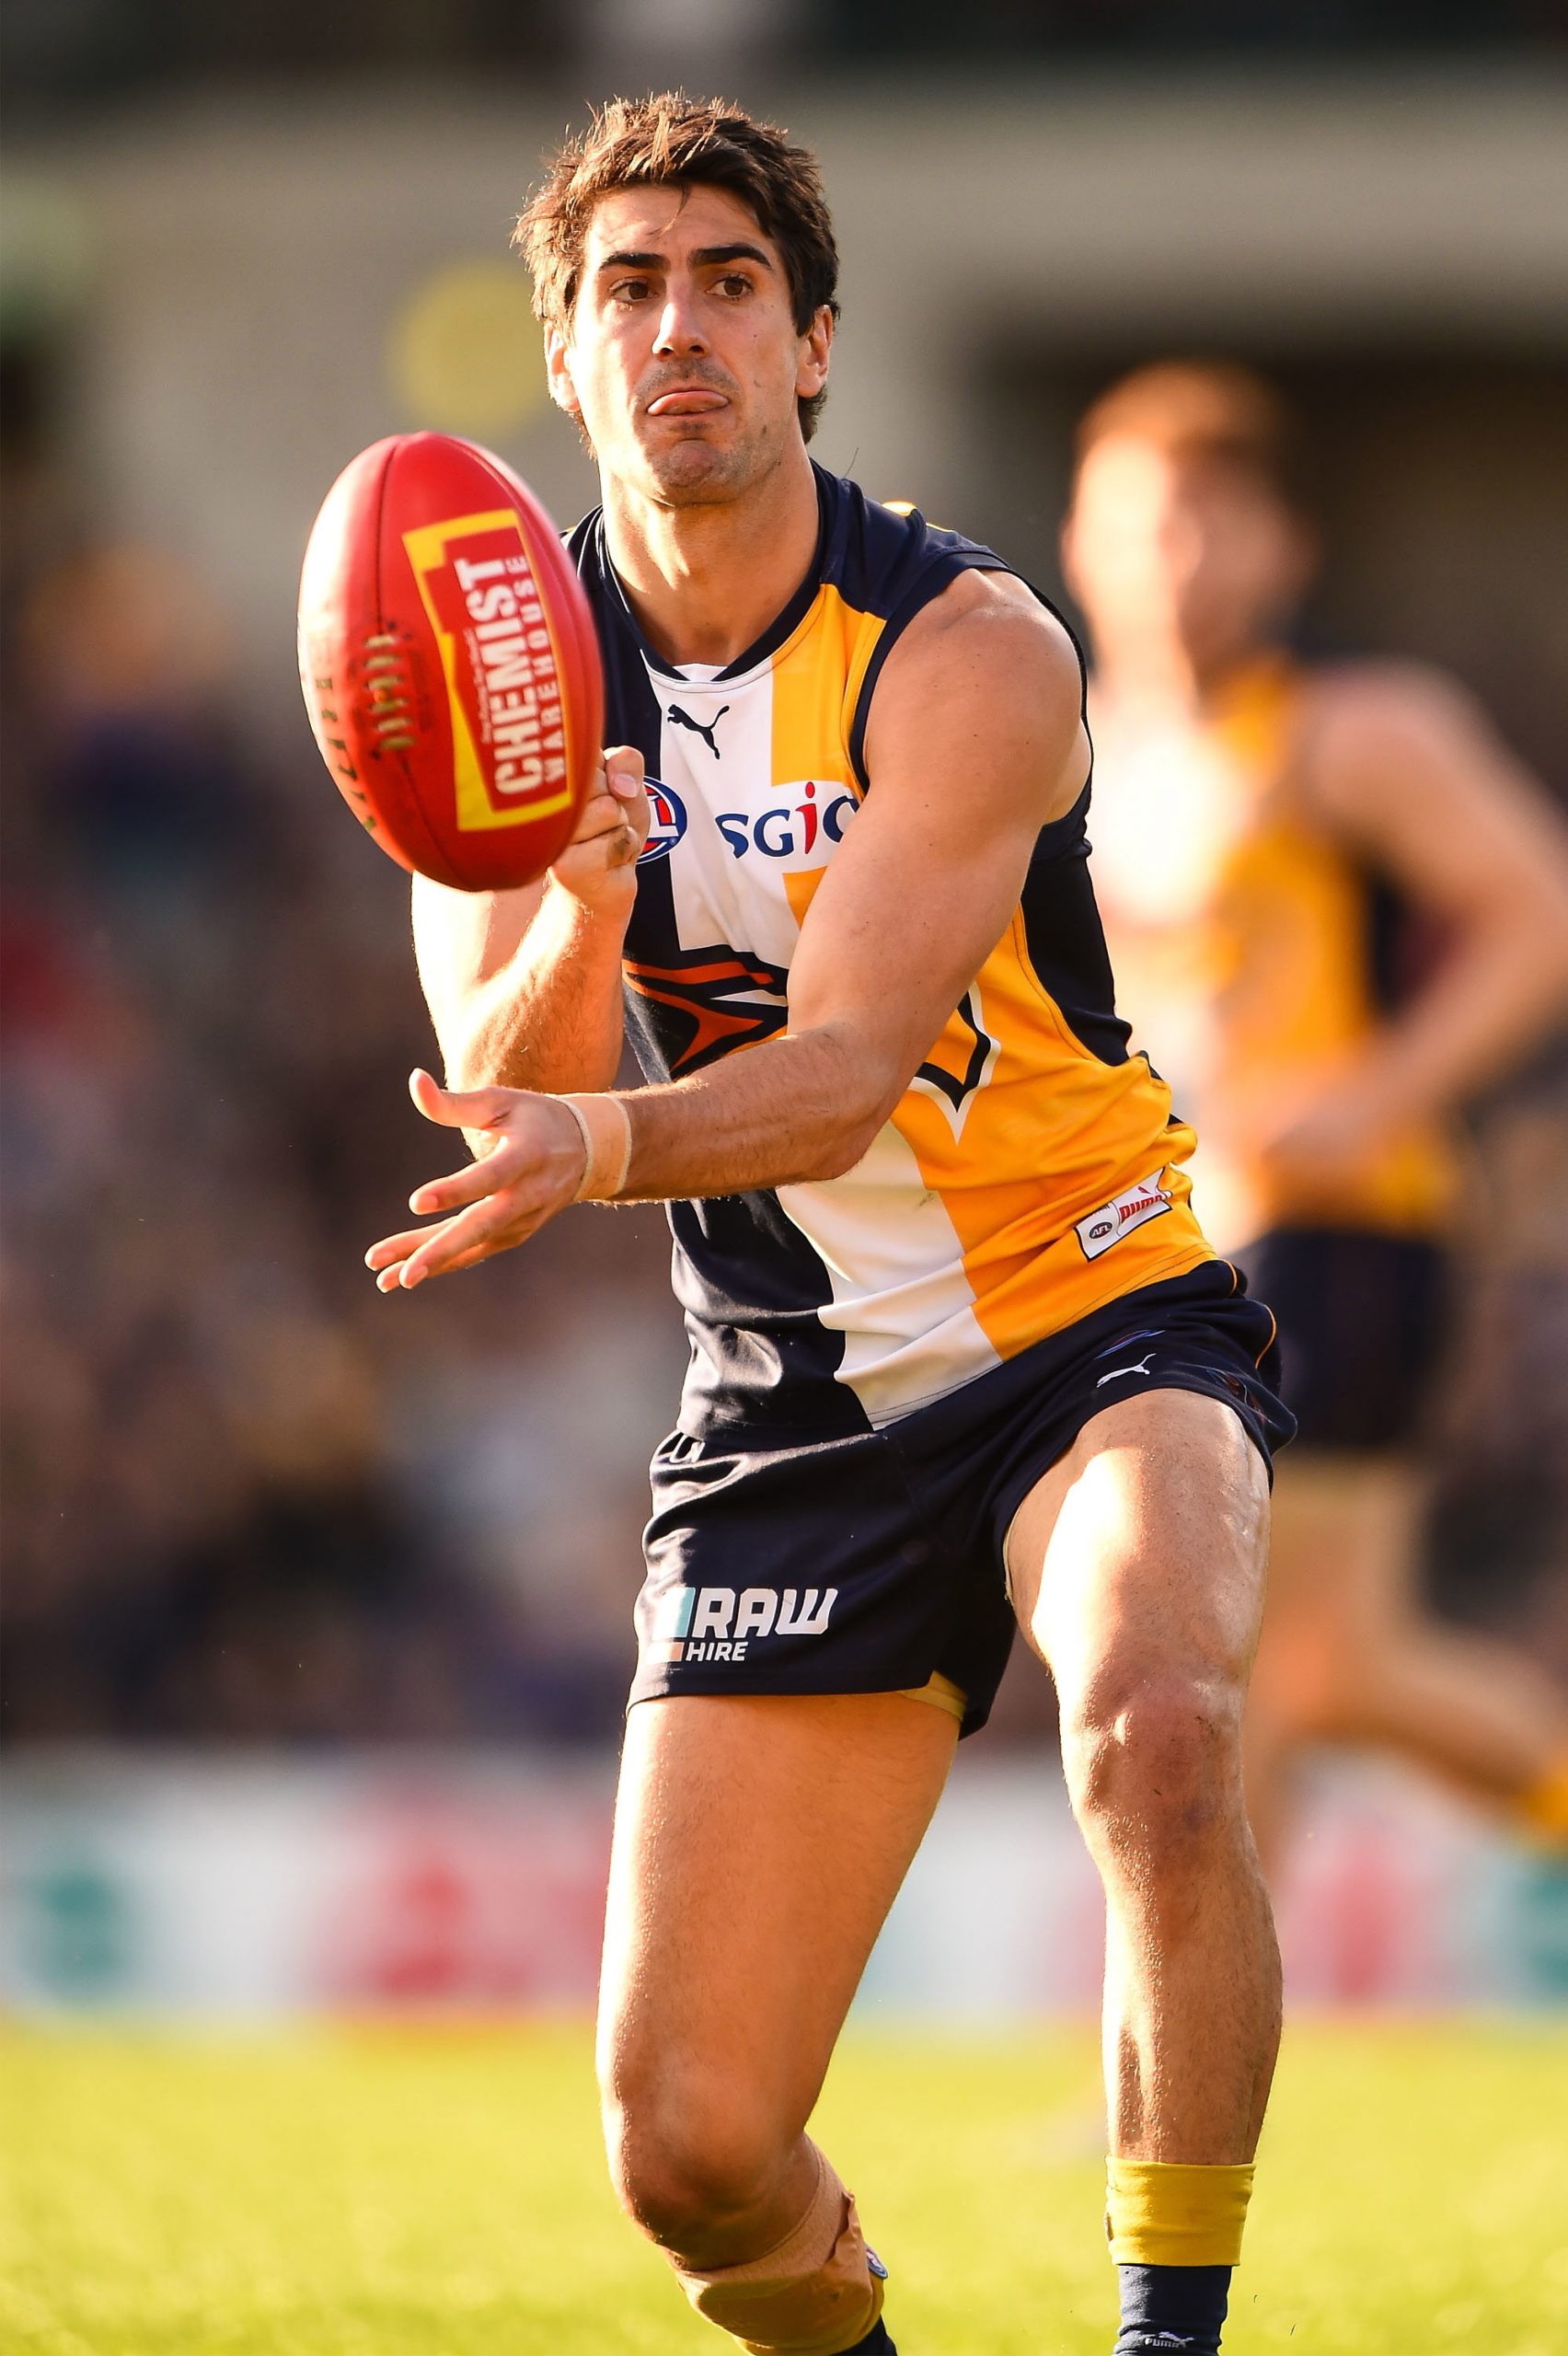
xmin=639 ymin=779 xmax=687 ymax=866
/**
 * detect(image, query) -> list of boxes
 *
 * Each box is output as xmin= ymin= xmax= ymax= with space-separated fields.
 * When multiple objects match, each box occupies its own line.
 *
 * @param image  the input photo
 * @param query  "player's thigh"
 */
xmin=1005 ymin=1388 xmax=1271 ymax=1713
xmin=599 ymin=1690 xmax=955 ymax=2154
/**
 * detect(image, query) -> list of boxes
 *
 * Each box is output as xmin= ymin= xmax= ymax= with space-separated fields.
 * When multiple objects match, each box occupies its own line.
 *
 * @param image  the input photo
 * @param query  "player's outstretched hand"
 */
xmin=364 ymin=1069 xmax=588 ymax=1290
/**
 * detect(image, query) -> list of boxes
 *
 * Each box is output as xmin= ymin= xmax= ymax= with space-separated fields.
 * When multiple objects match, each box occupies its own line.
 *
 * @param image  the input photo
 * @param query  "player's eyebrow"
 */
xmin=595 ymin=243 xmax=776 ymax=276
xmin=690 ymin=243 xmax=775 ymax=272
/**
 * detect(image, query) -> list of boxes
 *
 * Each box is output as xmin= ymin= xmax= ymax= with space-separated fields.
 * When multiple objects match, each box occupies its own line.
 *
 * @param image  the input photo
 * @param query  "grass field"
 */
xmin=3 ymin=2021 xmax=1564 ymax=2354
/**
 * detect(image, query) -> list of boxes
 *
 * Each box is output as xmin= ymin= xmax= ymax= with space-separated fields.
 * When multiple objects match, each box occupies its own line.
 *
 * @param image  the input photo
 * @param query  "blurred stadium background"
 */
xmin=2 ymin=7 xmax=1567 ymax=2349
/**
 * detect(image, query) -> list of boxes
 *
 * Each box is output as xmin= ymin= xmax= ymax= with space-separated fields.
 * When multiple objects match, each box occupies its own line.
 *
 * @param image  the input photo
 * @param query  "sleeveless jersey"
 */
xmin=1088 ymin=652 xmax=1457 ymax=1253
xmin=570 ymin=466 xmax=1214 ymax=1431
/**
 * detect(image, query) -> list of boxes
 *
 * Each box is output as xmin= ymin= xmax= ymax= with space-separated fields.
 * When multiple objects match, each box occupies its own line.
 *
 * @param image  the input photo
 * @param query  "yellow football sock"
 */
xmin=1105 ymin=2158 xmax=1254 ymax=2268
xmin=1516 ymin=1754 xmax=1568 ymax=1847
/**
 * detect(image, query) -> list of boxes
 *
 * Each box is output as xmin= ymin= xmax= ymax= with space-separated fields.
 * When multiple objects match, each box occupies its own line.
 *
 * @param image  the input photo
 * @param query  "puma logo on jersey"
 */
xmin=667 ymin=702 xmax=729 ymax=758
xmin=648 ymin=1582 xmax=837 ymax=1665
xmin=1097 ymin=1353 xmax=1156 ymax=1387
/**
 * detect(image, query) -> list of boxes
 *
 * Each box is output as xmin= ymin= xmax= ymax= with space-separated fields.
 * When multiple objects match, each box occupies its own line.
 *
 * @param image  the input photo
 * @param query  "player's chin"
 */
xmin=641 ymin=434 xmax=746 ymax=500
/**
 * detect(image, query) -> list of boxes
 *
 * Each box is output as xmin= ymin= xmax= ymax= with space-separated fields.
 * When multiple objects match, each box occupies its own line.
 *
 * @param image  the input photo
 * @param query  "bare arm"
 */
xmin=410 ymin=748 xmax=650 ymax=1095
xmin=368 ymin=572 xmax=1090 ymax=1285
xmin=621 ymin=576 xmax=1088 ymax=1196
xmin=1274 ymin=667 xmax=1568 ymax=1161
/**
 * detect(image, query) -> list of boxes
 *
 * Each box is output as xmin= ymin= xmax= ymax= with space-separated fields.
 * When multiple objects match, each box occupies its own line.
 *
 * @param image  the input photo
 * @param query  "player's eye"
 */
xmin=611 ymin=277 xmax=653 ymax=304
xmin=712 ymin=273 xmax=754 ymax=299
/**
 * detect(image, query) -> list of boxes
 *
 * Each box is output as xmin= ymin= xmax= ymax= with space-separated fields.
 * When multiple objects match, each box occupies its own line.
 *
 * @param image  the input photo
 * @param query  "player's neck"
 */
xmin=601 ymin=443 xmax=821 ymax=669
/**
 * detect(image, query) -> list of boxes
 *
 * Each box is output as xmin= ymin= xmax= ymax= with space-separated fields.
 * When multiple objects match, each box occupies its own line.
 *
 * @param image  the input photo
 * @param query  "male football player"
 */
xmin=1062 ymin=361 xmax=1568 ymax=1867
xmin=371 ymin=98 xmax=1293 ymax=2356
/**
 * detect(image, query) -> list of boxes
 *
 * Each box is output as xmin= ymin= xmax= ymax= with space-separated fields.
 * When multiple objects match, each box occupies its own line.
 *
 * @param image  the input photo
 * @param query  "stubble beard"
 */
xmin=637 ymin=416 xmax=786 ymax=510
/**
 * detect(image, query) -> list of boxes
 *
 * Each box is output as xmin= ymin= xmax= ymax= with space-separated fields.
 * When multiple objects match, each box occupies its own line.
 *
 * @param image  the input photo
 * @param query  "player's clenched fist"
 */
xmin=548 ymin=745 xmax=649 ymax=913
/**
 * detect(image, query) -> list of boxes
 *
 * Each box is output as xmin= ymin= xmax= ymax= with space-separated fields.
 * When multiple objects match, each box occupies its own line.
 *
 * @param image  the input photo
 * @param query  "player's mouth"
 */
xmin=645 ymin=387 xmax=730 ymax=417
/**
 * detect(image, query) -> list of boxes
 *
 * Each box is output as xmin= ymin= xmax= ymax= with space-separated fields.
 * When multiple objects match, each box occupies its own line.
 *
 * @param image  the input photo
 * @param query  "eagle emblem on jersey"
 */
xmin=624 ymin=941 xmax=790 ymax=1073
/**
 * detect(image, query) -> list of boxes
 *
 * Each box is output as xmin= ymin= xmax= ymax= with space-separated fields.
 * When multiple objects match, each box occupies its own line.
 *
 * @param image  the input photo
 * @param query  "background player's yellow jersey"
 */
xmin=1088 ymin=651 xmax=1458 ymax=1253
xmin=571 ymin=467 xmax=1214 ymax=1430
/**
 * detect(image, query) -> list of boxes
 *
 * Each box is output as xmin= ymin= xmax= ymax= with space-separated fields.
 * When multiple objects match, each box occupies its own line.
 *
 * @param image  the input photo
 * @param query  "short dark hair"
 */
xmin=514 ymin=92 xmax=840 ymax=442
xmin=1074 ymin=360 xmax=1311 ymax=511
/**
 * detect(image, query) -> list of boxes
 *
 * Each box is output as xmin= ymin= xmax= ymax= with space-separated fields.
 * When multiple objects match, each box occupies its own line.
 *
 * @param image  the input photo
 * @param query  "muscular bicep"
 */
xmin=411 ymin=872 xmax=546 ymax=1059
xmin=787 ymin=582 xmax=1088 ymax=1103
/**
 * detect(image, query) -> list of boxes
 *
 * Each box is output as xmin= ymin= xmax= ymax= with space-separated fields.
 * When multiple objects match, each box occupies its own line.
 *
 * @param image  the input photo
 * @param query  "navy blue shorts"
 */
xmin=632 ymin=1261 xmax=1293 ymax=1738
xmin=1237 ymin=1226 xmax=1448 ymax=1452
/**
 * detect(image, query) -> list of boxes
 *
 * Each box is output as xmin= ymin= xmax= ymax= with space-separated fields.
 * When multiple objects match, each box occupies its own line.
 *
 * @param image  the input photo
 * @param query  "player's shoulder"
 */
xmin=1307 ymin=654 xmax=1484 ymax=743
xmin=886 ymin=562 xmax=1084 ymax=715
xmin=867 ymin=567 xmax=1088 ymax=820
xmin=1297 ymin=655 xmax=1497 ymax=823
xmin=821 ymin=467 xmax=1000 ymax=621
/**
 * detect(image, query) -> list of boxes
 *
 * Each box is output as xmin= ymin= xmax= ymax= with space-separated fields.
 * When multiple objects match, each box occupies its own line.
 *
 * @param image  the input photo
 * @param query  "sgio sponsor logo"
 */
xmin=649 ymin=1583 xmax=838 ymax=1665
xmin=715 ymin=780 xmax=857 ymax=861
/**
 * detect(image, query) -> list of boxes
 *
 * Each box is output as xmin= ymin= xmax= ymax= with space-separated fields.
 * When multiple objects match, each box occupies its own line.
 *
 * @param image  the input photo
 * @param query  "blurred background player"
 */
xmin=1062 ymin=360 xmax=1568 ymax=1865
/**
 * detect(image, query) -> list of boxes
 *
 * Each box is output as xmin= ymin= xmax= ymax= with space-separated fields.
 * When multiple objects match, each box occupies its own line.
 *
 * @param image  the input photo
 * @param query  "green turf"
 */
xmin=2 ymin=2021 xmax=1564 ymax=2353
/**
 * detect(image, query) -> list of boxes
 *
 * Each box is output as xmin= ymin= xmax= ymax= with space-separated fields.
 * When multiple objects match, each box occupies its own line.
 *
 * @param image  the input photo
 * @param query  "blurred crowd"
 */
xmin=0 ymin=442 xmax=686 ymax=1744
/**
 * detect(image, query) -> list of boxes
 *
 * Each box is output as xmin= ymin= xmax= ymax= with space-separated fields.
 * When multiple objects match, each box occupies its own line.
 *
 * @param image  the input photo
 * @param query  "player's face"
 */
xmin=548 ymin=184 xmax=832 ymax=506
xmin=1065 ymin=436 xmax=1313 ymax=678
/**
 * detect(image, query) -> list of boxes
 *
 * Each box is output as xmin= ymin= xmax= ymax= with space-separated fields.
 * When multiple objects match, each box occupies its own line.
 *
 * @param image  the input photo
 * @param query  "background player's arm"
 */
xmin=1269 ymin=666 xmax=1568 ymax=1169
xmin=369 ymin=577 xmax=1089 ymax=1285
xmin=410 ymin=749 xmax=649 ymax=1097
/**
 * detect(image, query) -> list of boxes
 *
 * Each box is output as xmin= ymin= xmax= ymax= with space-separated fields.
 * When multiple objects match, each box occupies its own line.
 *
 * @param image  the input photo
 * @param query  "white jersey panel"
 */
xmin=645 ymin=653 xmax=1009 ymax=1424
xmin=652 ymin=664 xmax=801 ymax=974
xmin=777 ymin=1125 xmax=1003 ymax=1425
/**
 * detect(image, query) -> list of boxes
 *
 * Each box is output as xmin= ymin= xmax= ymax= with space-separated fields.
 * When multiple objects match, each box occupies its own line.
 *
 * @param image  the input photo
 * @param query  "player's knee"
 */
xmin=602 ymin=2070 xmax=786 ymax=2254
xmin=1064 ymin=1663 xmax=1245 ymax=1865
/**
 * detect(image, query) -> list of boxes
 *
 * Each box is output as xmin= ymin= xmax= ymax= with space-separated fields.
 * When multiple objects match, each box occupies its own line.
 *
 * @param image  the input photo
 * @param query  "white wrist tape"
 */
xmin=556 ymin=1093 xmax=634 ymax=1201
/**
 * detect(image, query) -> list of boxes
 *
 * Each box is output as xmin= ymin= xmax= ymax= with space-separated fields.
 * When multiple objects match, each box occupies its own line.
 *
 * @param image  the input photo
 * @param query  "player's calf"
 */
xmin=606 ymin=2099 xmax=888 ymax=2354
xmin=603 ymin=2060 xmax=890 ymax=2352
xmin=668 ymin=2144 xmax=888 ymax=2356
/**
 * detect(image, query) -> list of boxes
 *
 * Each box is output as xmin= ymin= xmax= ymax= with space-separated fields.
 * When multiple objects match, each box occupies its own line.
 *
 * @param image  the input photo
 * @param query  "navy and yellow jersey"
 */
xmin=569 ymin=465 xmax=1214 ymax=1431
xmin=1089 ymin=653 xmax=1458 ymax=1253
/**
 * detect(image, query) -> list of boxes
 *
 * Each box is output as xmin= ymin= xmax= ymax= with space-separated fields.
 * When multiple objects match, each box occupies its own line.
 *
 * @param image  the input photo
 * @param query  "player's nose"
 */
xmin=652 ymin=287 xmax=708 ymax=355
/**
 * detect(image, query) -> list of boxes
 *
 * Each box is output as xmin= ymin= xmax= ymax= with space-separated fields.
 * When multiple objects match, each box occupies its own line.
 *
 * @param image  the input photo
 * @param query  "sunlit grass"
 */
xmin=3 ymin=2020 xmax=1564 ymax=2352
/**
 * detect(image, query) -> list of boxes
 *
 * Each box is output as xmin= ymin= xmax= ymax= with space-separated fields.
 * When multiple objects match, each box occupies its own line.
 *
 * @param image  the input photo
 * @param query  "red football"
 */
xmin=297 ymin=433 xmax=603 ymax=891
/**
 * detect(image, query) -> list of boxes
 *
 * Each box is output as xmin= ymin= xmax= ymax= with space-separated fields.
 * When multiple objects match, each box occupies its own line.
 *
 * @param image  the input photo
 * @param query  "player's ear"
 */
xmin=546 ymin=325 xmax=582 ymax=416
xmin=795 ymin=305 xmax=833 ymax=403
